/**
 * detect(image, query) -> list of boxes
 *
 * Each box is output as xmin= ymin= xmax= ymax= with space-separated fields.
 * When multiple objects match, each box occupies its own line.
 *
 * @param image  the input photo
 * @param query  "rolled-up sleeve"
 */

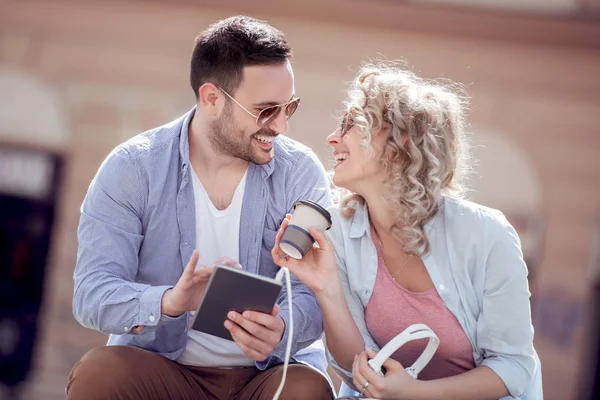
xmin=477 ymin=212 xmax=537 ymax=398
xmin=324 ymin=262 xmax=371 ymax=391
xmin=73 ymin=147 xmax=172 ymax=335
xmin=324 ymin=215 xmax=379 ymax=392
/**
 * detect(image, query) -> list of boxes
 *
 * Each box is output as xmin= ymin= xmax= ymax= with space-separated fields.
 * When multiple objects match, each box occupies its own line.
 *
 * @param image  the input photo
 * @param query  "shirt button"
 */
xmin=439 ymin=284 xmax=445 ymax=290
xmin=149 ymin=315 xmax=156 ymax=322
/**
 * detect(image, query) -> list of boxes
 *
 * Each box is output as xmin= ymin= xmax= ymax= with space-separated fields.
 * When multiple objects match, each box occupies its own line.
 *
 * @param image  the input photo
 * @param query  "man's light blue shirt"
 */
xmin=73 ymin=108 xmax=333 ymax=375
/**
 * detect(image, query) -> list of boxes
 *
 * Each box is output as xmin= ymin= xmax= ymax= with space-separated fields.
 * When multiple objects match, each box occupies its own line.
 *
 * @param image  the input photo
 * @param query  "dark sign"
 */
xmin=0 ymin=143 xmax=64 ymax=389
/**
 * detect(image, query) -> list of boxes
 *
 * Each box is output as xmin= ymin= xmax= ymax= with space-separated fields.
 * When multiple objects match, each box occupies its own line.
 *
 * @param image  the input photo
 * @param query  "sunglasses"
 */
xmin=217 ymin=86 xmax=300 ymax=129
xmin=340 ymin=112 xmax=355 ymax=137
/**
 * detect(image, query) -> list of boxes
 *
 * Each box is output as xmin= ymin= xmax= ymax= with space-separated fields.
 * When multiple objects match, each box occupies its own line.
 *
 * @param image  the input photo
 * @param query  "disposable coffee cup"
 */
xmin=279 ymin=200 xmax=332 ymax=260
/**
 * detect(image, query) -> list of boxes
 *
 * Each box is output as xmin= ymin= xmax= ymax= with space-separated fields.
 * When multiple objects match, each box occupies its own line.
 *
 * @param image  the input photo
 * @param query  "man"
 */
xmin=67 ymin=16 xmax=334 ymax=399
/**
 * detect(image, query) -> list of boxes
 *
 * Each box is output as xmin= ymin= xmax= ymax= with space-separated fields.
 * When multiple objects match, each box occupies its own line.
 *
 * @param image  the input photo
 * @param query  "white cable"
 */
xmin=272 ymin=267 xmax=293 ymax=400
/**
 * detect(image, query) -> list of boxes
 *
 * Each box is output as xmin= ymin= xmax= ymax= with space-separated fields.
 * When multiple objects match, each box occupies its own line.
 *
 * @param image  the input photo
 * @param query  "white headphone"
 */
xmin=367 ymin=323 xmax=439 ymax=379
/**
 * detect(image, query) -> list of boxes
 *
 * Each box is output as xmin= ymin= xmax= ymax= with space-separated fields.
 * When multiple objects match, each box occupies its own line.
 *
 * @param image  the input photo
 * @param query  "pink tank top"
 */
xmin=365 ymin=228 xmax=475 ymax=380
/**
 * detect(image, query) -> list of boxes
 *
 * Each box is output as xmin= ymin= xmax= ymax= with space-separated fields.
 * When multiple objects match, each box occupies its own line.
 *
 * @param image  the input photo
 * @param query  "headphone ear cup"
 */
xmin=366 ymin=358 xmax=387 ymax=375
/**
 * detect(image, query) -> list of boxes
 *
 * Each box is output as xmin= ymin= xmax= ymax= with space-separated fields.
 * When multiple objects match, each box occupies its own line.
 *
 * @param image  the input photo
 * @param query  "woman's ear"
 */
xmin=401 ymin=132 xmax=409 ymax=146
xmin=384 ymin=148 xmax=394 ymax=160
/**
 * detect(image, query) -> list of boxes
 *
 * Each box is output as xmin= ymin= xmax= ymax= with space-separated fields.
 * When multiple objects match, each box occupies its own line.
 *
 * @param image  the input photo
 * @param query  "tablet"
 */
xmin=190 ymin=265 xmax=283 ymax=341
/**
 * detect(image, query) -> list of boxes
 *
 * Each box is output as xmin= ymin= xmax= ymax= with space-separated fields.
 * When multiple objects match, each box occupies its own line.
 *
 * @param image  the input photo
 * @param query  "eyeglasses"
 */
xmin=217 ymin=86 xmax=300 ymax=128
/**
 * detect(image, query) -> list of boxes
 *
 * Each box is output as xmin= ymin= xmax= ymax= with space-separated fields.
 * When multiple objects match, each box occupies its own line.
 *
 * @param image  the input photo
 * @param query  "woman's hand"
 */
xmin=352 ymin=349 xmax=415 ymax=400
xmin=271 ymin=214 xmax=340 ymax=296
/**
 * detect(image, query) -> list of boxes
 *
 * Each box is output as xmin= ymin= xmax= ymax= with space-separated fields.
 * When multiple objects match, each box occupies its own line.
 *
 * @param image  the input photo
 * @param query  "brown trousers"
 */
xmin=66 ymin=346 xmax=334 ymax=400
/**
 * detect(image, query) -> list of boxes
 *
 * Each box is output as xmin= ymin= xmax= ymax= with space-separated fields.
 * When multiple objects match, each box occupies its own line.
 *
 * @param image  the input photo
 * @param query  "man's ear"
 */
xmin=198 ymin=83 xmax=221 ymax=117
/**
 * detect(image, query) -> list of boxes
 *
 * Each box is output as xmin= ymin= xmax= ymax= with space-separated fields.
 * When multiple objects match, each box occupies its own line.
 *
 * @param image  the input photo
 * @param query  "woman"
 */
xmin=272 ymin=61 xmax=542 ymax=399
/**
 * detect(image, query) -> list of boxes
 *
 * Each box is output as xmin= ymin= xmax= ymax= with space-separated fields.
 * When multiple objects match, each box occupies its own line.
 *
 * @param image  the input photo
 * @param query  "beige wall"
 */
xmin=1 ymin=0 xmax=599 ymax=398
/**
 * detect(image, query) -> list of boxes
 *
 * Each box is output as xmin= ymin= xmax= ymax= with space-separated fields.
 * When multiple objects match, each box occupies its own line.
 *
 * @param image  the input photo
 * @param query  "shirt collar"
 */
xmin=348 ymin=198 xmax=441 ymax=241
xmin=178 ymin=107 xmax=195 ymax=172
xmin=349 ymin=202 xmax=370 ymax=239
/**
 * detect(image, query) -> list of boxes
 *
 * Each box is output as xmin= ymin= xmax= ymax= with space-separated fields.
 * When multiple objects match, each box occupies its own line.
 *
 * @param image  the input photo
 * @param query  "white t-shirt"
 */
xmin=176 ymin=166 xmax=254 ymax=367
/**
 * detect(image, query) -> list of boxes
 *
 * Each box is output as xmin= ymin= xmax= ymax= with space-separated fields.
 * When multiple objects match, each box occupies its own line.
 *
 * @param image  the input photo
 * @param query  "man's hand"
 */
xmin=224 ymin=304 xmax=285 ymax=362
xmin=161 ymin=250 xmax=215 ymax=317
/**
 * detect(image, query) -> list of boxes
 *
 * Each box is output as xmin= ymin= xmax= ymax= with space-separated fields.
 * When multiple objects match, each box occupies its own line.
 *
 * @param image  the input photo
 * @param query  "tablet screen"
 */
xmin=190 ymin=265 xmax=283 ymax=341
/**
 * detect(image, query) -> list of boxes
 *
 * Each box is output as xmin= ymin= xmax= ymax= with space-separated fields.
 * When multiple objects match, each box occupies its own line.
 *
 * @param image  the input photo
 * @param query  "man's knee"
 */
xmin=283 ymin=365 xmax=334 ymax=400
xmin=66 ymin=346 xmax=142 ymax=399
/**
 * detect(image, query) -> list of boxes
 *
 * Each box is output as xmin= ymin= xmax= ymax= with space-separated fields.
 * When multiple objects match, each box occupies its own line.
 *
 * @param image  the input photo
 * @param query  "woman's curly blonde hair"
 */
xmin=338 ymin=60 xmax=471 ymax=256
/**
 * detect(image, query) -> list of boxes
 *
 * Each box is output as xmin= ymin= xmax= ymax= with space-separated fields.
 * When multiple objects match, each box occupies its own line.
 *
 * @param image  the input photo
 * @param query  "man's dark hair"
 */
xmin=190 ymin=16 xmax=292 ymax=98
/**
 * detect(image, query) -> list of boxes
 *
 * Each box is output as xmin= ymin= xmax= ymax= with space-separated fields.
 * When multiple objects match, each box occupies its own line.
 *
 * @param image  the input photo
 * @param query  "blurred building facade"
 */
xmin=0 ymin=0 xmax=599 ymax=398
